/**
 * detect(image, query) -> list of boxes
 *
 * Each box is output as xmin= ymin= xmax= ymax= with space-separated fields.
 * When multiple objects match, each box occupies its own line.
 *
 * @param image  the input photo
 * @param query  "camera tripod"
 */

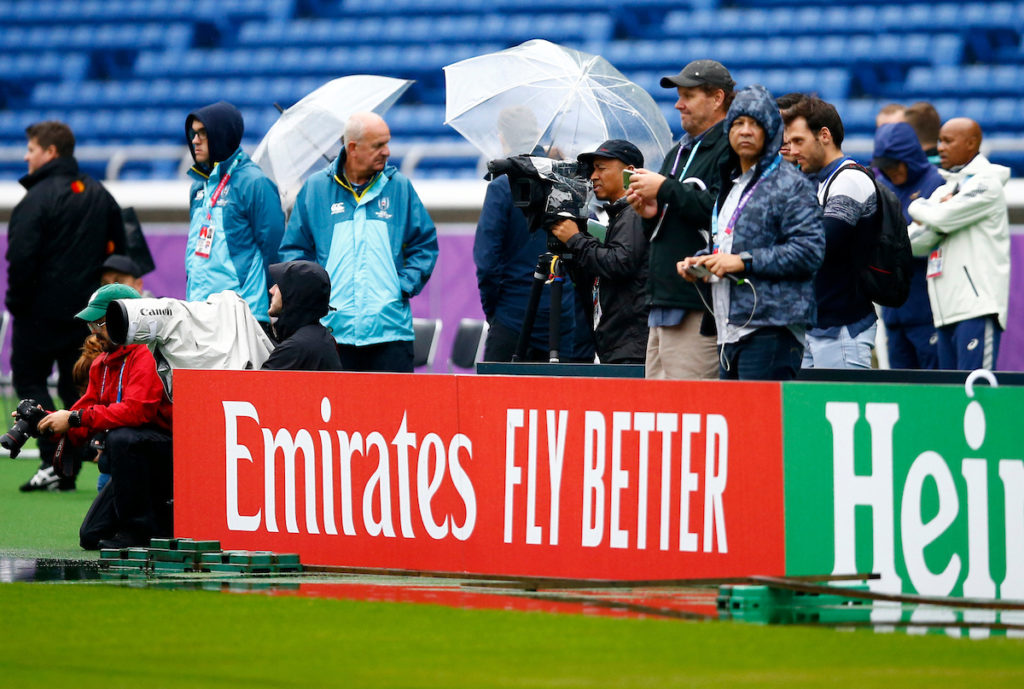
xmin=513 ymin=236 xmax=572 ymax=363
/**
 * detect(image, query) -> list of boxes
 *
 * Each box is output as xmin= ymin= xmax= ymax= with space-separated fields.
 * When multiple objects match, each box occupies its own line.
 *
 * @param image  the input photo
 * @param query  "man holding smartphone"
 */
xmin=626 ymin=59 xmax=736 ymax=379
xmin=551 ymin=140 xmax=649 ymax=363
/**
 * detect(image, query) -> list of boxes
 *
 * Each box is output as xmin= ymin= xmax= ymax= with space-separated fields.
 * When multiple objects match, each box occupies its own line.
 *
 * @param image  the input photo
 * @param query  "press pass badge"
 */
xmin=195 ymin=224 xmax=214 ymax=258
xmin=927 ymin=247 xmax=943 ymax=278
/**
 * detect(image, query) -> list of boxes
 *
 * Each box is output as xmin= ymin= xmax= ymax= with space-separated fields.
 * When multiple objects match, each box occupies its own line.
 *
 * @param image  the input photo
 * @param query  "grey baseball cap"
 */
xmin=661 ymin=59 xmax=735 ymax=91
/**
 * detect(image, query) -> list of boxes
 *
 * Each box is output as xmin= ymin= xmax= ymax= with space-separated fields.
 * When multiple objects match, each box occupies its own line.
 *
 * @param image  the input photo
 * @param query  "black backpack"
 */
xmin=822 ymin=163 xmax=913 ymax=308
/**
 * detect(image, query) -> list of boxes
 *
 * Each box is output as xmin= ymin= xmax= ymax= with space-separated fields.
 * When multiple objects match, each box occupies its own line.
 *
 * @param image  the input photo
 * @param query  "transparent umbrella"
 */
xmin=444 ymin=40 xmax=671 ymax=166
xmin=252 ymin=75 xmax=412 ymax=205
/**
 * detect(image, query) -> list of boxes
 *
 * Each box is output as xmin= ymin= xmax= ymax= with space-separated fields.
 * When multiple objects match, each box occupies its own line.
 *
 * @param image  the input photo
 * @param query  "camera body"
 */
xmin=1 ymin=399 xmax=48 ymax=459
xmin=487 ymin=155 xmax=590 ymax=248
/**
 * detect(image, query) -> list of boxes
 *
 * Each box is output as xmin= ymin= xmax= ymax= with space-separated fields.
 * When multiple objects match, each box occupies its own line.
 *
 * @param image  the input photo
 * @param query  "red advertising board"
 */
xmin=174 ymin=370 xmax=786 ymax=581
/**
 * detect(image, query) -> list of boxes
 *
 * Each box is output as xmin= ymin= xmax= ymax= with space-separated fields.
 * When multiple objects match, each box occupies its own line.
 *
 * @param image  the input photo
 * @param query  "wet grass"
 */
xmin=2 ymin=455 xmax=1023 ymax=687
xmin=2 ymin=583 xmax=1024 ymax=689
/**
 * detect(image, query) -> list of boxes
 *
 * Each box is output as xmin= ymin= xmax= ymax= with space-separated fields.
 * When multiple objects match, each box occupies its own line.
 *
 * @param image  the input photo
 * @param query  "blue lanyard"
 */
xmin=711 ymin=155 xmax=782 ymax=251
xmin=650 ymin=139 xmax=704 ymax=240
xmin=100 ymin=358 xmax=127 ymax=403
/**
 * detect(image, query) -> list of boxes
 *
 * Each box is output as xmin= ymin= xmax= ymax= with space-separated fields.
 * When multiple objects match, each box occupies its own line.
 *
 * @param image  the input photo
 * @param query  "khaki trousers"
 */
xmin=645 ymin=310 xmax=719 ymax=380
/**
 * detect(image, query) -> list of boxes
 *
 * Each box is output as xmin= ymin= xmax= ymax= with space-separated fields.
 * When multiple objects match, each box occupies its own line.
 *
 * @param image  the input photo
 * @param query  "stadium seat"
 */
xmin=449 ymin=319 xmax=488 ymax=372
xmin=413 ymin=318 xmax=442 ymax=369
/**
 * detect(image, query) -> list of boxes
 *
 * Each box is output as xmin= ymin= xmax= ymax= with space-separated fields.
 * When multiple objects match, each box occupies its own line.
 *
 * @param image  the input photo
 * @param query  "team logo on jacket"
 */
xmin=375 ymin=198 xmax=392 ymax=220
xmin=967 ymin=338 xmax=979 ymax=351
xmin=217 ymin=185 xmax=230 ymax=206
xmin=331 ymin=202 xmax=346 ymax=215
xmin=195 ymin=189 xmax=205 ymax=201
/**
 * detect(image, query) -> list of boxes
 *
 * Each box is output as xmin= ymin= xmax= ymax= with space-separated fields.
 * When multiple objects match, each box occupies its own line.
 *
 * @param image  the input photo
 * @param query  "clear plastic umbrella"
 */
xmin=252 ymin=75 xmax=412 ymax=205
xmin=444 ymin=40 xmax=671 ymax=167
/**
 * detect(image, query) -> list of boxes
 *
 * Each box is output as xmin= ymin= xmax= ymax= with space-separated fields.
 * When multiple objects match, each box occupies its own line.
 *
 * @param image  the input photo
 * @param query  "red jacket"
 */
xmin=66 ymin=344 xmax=172 ymax=446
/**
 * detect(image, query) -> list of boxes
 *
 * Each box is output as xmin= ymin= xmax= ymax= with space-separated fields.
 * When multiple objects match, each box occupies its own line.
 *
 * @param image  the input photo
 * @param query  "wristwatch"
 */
xmin=738 ymin=251 xmax=753 ymax=275
xmin=68 ymin=410 xmax=83 ymax=428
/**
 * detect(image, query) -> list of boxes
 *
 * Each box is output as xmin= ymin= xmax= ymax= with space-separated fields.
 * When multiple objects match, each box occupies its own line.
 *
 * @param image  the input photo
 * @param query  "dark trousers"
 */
xmin=887 ymin=323 xmax=939 ymax=370
xmin=719 ymin=327 xmax=805 ymax=381
xmin=79 ymin=426 xmax=173 ymax=549
xmin=336 ymin=340 xmax=414 ymax=373
xmin=11 ymin=318 xmax=87 ymax=469
xmin=936 ymin=315 xmax=1002 ymax=371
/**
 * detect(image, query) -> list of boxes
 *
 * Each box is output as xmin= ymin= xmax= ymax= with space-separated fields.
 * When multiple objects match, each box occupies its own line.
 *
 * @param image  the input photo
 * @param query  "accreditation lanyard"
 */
xmin=650 ymin=138 xmax=703 ymax=241
xmin=195 ymin=157 xmax=239 ymax=258
xmin=711 ymin=155 xmax=782 ymax=253
xmin=100 ymin=358 xmax=127 ymax=404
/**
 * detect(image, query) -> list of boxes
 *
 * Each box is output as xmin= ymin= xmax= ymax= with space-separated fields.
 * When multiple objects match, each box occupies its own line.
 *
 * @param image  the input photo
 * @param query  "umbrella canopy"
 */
xmin=252 ymin=75 xmax=412 ymax=204
xmin=444 ymin=40 xmax=671 ymax=168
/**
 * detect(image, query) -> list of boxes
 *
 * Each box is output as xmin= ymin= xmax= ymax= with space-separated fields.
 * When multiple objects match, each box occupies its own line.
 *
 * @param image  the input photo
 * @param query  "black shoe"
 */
xmin=97 ymin=533 xmax=148 ymax=549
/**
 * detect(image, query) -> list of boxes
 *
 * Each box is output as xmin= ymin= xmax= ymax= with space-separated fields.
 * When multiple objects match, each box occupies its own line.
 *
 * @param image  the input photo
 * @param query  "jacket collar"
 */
xmin=19 ymin=156 xmax=79 ymax=190
xmin=330 ymin=151 xmax=396 ymax=203
xmin=188 ymin=147 xmax=244 ymax=182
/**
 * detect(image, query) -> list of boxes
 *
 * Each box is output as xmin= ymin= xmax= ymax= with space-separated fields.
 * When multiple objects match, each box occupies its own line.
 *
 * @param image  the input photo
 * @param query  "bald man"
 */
xmin=907 ymin=118 xmax=1010 ymax=370
xmin=280 ymin=111 xmax=438 ymax=372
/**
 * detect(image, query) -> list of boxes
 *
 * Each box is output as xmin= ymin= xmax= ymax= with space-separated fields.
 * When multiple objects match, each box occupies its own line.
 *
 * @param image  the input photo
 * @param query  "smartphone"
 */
xmin=685 ymin=263 xmax=712 ymax=279
xmin=622 ymin=169 xmax=634 ymax=188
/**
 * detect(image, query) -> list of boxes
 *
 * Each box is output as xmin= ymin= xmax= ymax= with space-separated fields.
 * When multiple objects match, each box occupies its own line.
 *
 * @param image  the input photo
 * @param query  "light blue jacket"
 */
xmin=186 ymin=148 xmax=284 ymax=322
xmin=279 ymin=155 xmax=438 ymax=346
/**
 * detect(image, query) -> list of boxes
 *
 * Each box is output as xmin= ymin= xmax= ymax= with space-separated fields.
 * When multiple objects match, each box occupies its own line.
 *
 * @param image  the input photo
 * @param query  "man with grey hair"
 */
xmin=280 ymin=112 xmax=438 ymax=372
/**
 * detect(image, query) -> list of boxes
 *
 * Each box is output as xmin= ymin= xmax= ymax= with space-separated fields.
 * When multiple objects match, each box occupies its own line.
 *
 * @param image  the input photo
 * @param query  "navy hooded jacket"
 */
xmin=873 ymin=122 xmax=944 ymax=328
xmin=185 ymin=101 xmax=284 ymax=323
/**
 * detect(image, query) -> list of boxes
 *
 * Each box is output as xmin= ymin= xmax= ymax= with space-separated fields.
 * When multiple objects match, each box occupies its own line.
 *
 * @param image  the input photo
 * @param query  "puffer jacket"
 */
xmin=280 ymin=152 xmax=438 ymax=346
xmin=185 ymin=101 xmax=285 ymax=323
xmin=712 ymin=85 xmax=825 ymax=331
xmin=873 ymin=122 xmax=945 ymax=328
xmin=907 ymin=152 xmax=1010 ymax=328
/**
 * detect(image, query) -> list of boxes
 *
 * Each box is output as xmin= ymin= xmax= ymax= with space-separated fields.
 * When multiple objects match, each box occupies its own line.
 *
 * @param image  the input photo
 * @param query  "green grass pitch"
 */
xmin=1 ymin=459 xmax=1023 ymax=687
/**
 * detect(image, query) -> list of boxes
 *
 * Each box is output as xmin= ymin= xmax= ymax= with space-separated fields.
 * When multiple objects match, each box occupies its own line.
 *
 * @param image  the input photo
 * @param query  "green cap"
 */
xmin=75 ymin=283 xmax=140 ymax=322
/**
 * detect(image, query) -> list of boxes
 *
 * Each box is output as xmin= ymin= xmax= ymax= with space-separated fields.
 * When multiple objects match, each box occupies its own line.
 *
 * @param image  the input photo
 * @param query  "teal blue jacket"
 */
xmin=186 ymin=148 xmax=284 ymax=322
xmin=279 ymin=156 xmax=438 ymax=346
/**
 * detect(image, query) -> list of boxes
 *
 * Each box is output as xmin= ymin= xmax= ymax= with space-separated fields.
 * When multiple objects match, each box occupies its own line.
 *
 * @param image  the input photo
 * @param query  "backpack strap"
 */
xmin=820 ymin=160 xmax=875 ymax=205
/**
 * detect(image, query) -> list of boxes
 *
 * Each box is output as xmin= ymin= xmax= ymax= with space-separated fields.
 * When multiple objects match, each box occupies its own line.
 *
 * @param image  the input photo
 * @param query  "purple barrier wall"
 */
xmin=0 ymin=225 xmax=1020 ymax=372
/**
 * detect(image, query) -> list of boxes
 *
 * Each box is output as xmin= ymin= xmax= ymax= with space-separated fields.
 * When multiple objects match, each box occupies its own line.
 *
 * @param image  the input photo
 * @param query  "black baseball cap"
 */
xmin=101 ymin=254 xmax=142 ymax=278
xmin=660 ymin=59 xmax=735 ymax=91
xmin=577 ymin=139 xmax=644 ymax=168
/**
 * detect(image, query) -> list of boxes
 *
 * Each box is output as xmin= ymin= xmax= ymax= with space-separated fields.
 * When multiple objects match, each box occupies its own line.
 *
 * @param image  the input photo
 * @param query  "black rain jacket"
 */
xmin=6 ymin=156 xmax=125 ymax=321
xmin=261 ymin=260 xmax=342 ymax=371
xmin=565 ymin=198 xmax=650 ymax=363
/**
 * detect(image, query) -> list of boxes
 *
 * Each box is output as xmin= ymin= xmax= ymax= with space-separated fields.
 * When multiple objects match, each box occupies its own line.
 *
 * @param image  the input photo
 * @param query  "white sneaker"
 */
xmin=19 ymin=466 xmax=60 ymax=492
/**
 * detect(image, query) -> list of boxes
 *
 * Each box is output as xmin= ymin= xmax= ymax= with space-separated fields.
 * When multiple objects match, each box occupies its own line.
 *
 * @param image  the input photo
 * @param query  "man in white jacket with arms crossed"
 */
xmin=907 ymin=118 xmax=1010 ymax=371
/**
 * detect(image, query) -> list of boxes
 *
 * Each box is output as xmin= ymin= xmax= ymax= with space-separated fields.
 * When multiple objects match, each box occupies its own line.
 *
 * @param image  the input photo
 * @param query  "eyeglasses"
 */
xmin=87 ymin=321 xmax=106 ymax=332
xmin=189 ymin=128 xmax=208 ymax=142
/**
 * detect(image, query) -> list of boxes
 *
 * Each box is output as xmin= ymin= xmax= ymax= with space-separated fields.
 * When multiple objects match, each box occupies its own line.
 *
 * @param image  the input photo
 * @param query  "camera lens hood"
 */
xmin=105 ymin=299 xmax=130 ymax=345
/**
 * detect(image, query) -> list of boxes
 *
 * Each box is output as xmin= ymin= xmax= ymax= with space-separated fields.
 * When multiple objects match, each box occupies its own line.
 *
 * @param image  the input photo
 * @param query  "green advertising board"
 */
xmin=783 ymin=376 xmax=1023 ymax=605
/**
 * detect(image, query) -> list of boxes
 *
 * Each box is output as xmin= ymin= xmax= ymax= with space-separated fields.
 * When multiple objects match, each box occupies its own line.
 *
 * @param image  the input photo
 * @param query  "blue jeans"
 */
xmin=720 ymin=327 xmax=805 ymax=381
xmin=936 ymin=315 xmax=1002 ymax=370
xmin=802 ymin=322 xmax=877 ymax=369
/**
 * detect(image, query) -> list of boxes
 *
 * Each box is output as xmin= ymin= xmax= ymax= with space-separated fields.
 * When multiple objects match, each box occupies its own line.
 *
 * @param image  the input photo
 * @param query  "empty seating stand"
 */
xmin=1 ymin=0 xmax=1023 ymax=180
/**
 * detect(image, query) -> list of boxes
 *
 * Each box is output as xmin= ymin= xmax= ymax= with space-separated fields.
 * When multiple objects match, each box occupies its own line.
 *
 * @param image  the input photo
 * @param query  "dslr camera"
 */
xmin=487 ymin=155 xmax=590 ymax=251
xmin=1 ymin=399 xmax=48 ymax=459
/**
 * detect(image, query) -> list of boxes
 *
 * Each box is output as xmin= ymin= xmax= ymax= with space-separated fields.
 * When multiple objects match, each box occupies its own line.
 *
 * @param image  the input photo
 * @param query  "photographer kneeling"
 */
xmin=37 ymin=284 xmax=173 ymax=549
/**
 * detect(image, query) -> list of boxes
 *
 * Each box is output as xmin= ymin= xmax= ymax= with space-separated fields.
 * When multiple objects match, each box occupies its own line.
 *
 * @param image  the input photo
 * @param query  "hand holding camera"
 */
xmin=1 ymin=399 xmax=48 ymax=458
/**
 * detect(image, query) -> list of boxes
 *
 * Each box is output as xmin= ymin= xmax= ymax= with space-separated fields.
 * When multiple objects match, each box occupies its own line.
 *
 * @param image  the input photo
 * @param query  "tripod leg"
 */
xmin=513 ymin=254 xmax=550 ymax=362
xmin=548 ymin=277 xmax=562 ymax=363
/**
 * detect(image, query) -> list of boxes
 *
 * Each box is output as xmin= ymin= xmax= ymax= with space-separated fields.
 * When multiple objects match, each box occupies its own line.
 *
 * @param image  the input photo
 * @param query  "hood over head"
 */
xmin=186 ymin=101 xmax=244 ymax=170
xmin=723 ymin=85 xmax=782 ymax=166
xmin=269 ymin=260 xmax=332 ymax=340
xmin=872 ymin=122 xmax=931 ymax=185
